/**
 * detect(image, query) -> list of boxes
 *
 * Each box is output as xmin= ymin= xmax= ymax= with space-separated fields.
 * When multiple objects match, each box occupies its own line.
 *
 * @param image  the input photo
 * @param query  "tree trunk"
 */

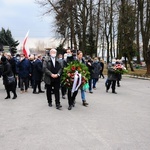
xmin=128 ymin=54 xmax=134 ymax=71
xmin=95 ymin=0 xmax=101 ymax=53
xmin=138 ymin=0 xmax=150 ymax=75
xmin=135 ymin=0 xmax=141 ymax=63
xmin=81 ymin=0 xmax=87 ymax=54
xmin=146 ymin=60 xmax=150 ymax=75
xmin=110 ymin=0 xmax=113 ymax=60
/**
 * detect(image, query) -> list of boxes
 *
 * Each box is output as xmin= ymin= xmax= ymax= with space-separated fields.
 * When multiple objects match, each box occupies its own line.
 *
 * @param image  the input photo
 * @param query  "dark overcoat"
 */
xmin=32 ymin=59 xmax=43 ymax=81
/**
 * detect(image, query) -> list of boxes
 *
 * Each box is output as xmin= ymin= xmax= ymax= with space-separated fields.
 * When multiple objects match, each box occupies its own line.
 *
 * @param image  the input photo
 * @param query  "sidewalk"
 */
xmin=0 ymin=77 xmax=150 ymax=150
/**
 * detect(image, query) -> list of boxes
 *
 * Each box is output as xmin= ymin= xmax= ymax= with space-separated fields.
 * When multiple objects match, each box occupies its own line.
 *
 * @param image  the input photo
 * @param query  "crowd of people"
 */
xmin=0 ymin=48 xmax=123 ymax=110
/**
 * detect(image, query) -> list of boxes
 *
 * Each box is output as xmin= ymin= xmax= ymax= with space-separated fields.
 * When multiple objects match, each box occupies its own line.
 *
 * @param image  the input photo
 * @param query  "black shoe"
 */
xmin=68 ymin=105 xmax=72 ymax=110
xmin=112 ymin=91 xmax=117 ymax=94
xmin=62 ymin=95 xmax=66 ymax=99
xmin=12 ymin=95 xmax=17 ymax=99
xmin=72 ymin=100 xmax=76 ymax=107
xmin=33 ymin=92 xmax=39 ymax=94
xmin=89 ymin=91 xmax=93 ymax=93
xmin=39 ymin=91 xmax=45 ymax=93
xmin=83 ymin=101 xmax=88 ymax=106
xmin=117 ymin=85 xmax=120 ymax=87
xmin=5 ymin=96 xmax=10 ymax=99
xmin=56 ymin=104 xmax=62 ymax=109
xmin=48 ymin=103 xmax=52 ymax=107
xmin=72 ymin=102 xmax=75 ymax=107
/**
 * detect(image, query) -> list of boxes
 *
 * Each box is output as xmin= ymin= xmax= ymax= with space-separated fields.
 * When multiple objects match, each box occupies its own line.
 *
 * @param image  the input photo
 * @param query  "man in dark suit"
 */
xmin=32 ymin=54 xmax=44 ymax=94
xmin=17 ymin=53 xmax=31 ymax=93
xmin=43 ymin=49 xmax=62 ymax=109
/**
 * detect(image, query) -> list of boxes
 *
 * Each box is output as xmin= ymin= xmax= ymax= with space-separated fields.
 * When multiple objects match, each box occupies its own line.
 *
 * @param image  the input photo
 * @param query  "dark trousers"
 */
xmin=117 ymin=80 xmax=120 ymax=86
xmin=61 ymin=84 xmax=67 ymax=96
xmin=100 ymin=70 xmax=104 ymax=78
xmin=106 ymin=80 xmax=116 ymax=92
xmin=20 ymin=77 xmax=29 ymax=91
xmin=33 ymin=80 xmax=42 ymax=92
xmin=29 ymin=75 xmax=34 ymax=88
xmin=93 ymin=78 xmax=98 ymax=88
xmin=67 ymin=90 xmax=78 ymax=106
xmin=88 ymin=78 xmax=93 ymax=92
xmin=5 ymin=83 xmax=17 ymax=97
xmin=117 ymin=74 xmax=122 ymax=86
xmin=46 ymin=82 xmax=60 ymax=106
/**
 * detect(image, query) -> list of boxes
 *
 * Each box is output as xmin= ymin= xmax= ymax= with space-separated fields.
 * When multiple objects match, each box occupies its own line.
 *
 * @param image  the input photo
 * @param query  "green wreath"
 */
xmin=61 ymin=60 xmax=90 ymax=90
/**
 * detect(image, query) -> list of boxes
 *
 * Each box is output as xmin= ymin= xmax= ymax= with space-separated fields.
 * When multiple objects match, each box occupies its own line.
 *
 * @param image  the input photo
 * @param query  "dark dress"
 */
xmin=100 ymin=61 xmax=105 ymax=78
xmin=1 ymin=60 xmax=17 ymax=99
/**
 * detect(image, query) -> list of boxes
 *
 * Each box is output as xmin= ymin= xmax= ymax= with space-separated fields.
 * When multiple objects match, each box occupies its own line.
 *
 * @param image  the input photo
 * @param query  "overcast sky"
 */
xmin=0 ymin=0 xmax=56 ymax=42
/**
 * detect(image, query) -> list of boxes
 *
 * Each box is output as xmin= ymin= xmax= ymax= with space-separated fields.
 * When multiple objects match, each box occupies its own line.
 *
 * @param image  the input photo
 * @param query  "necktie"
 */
xmin=52 ymin=57 xmax=55 ymax=67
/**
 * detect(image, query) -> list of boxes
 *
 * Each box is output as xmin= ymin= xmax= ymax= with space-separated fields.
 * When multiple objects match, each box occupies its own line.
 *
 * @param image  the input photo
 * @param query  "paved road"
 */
xmin=0 ymin=76 xmax=150 ymax=150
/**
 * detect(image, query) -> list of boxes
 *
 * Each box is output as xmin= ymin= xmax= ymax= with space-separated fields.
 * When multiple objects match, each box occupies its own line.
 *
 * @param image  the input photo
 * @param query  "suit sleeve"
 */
xmin=43 ymin=60 xmax=52 ymax=76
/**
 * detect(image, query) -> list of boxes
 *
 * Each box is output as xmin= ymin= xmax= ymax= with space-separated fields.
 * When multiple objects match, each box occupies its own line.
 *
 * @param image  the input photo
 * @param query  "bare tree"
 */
xmin=138 ymin=0 xmax=150 ymax=75
xmin=36 ymin=0 xmax=150 ymax=75
xmin=135 ymin=0 xmax=141 ymax=63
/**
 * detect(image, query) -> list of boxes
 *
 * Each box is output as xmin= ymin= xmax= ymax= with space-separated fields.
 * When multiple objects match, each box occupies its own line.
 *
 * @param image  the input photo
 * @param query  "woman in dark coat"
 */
xmin=86 ymin=58 xmax=94 ymax=93
xmin=99 ymin=59 xmax=105 ymax=78
xmin=91 ymin=57 xmax=101 ymax=89
xmin=1 ymin=56 xmax=17 ymax=99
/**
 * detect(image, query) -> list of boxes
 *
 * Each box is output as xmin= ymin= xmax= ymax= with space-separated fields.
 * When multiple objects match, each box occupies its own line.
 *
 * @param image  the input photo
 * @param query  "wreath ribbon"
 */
xmin=71 ymin=71 xmax=82 ymax=93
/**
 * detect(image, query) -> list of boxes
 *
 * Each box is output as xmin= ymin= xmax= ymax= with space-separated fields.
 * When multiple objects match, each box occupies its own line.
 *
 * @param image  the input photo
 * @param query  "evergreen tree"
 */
xmin=0 ymin=28 xmax=19 ymax=54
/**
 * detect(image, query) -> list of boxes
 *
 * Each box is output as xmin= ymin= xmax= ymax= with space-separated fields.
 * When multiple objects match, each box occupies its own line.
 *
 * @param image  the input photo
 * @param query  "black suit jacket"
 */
xmin=43 ymin=57 xmax=62 ymax=85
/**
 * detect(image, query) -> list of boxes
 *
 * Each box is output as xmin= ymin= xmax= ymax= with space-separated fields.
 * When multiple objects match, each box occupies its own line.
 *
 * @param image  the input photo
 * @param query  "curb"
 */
xmin=123 ymin=74 xmax=150 ymax=80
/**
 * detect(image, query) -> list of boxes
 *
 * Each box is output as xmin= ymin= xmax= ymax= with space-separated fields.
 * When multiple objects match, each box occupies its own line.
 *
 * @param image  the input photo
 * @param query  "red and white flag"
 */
xmin=22 ymin=31 xmax=30 ymax=57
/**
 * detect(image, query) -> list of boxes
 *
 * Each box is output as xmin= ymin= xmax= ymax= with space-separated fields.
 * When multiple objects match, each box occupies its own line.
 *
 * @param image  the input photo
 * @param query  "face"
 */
xmin=77 ymin=52 xmax=83 ymax=60
xmin=94 ymin=59 xmax=98 ymax=63
xmin=20 ymin=54 xmax=25 ymax=60
xmin=58 ymin=54 xmax=63 ymax=59
xmin=38 ymin=56 xmax=42 ymax=60
xmin=50 ymin=50 xmax=57 ymax=57
xmin=66 ymin=49 xmax=72 ymax=57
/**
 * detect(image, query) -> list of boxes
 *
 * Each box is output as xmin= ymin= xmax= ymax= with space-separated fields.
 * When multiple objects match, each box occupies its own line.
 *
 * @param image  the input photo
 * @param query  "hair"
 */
xmin=1 ymin=56 xmax=7 ymax=62
xmin=20 ymin=53 xmax=25 ymax=57
xmin=50 ymin=48 xmax=57 ymax=53
xmin=77 ymin=50 xmax=83 ymax=55
xmin=66 ymin=49 xmax=72 ymax=53
xmin=37 ymin=54 xmax=42 ymax=58
xmin=94 ymin=57 xmax=98 ymax=60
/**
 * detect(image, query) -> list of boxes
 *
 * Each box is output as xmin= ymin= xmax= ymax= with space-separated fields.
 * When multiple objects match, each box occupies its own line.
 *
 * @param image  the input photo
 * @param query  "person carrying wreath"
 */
xmin=65 ymin=49 xmax=78 ymax=110
xmin=63 ymin=49 xmax=90 ymax=110
xmin=106 ymin=63 xmax=118 ymax=94
xmin=76 ymin=50 xmax=89 ymax=107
